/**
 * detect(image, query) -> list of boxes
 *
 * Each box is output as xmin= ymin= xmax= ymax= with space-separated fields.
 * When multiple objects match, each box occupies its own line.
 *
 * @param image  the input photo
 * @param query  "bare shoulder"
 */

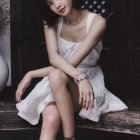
xmin=85 ymin=12 xmax=107 ymax=41
xmin=91 ymin=13 xmax=107 ymax=30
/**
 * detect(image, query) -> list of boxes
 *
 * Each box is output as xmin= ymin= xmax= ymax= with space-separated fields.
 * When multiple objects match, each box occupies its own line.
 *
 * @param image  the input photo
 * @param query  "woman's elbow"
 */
xmin=48 ymin=52 xmax=59 ymax=65
xmin=49 ymin=57 xmax=57 ymax=66
xmin=49 ymin=58 xmax=54 ymax=66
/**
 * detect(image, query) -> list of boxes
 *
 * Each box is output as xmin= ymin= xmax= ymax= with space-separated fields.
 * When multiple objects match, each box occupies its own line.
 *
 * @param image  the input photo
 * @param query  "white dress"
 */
xmin=16 ymin=12 xmax=128 ymax=125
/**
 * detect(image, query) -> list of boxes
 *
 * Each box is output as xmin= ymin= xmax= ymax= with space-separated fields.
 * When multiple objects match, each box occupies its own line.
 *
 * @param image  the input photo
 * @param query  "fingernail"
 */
xmin=16 ymin=100 xmax=20 ymax=103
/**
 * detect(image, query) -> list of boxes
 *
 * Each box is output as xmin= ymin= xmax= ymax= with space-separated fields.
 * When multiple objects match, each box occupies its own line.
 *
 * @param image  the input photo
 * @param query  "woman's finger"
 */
xmin=79 ymin=91 xmax=83 ymax=105
xmin=90 ymin=90 xmax=94 ymax=108
xmin=15 ymin=92 xmax=21 ymax=103
xmin=85 ymin=92 xmax=90 ymax=110
xmin=82 ymin=93 xmax=86 ymax=108
xmin=15 ymin=87 xmax=23 ymax=103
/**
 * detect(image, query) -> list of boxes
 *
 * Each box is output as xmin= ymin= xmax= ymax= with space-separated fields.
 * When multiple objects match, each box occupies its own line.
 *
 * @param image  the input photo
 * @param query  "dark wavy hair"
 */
xmin=39 ymin=0 xmax=84 ymax=27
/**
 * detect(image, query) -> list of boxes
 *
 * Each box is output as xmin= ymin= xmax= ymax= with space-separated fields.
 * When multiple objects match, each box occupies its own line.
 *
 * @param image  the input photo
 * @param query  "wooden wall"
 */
xmin=100 ymin=0 xmax=140 ymax=104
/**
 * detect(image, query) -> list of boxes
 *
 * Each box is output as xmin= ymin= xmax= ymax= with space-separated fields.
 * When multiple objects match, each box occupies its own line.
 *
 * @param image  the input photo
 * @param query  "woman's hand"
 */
xmin=15 ymin=72 xmax=32 ymax=103
xmin=78 ymin=79 xmax=95 ymax=110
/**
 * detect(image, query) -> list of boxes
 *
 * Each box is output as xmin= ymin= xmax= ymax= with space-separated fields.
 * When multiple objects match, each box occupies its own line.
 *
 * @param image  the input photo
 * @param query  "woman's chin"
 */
xmin=61 ymin=11 xmax=70 ymax=17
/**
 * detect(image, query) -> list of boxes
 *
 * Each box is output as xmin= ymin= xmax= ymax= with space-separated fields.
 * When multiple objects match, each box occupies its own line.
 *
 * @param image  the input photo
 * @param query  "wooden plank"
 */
xmin=0 ymin=102 xmax=139 ymax=135
xmin=75 ymin=109 xmax=140 ymax=135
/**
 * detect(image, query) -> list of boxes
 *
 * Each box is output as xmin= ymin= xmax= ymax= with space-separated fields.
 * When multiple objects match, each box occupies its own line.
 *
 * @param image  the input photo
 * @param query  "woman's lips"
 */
xmin=59 ymin=7 xmax=65 ymax=14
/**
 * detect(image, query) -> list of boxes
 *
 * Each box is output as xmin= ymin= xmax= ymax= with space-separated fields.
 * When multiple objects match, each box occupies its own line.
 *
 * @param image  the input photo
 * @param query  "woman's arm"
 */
xmin=28 ymin=66 xmax=55 ymax=78
xmin=44 ymin=15 xmax=106 ymax=75
xmin=44 ymin=25 xmax=79 ymax=78
xmin=15 ymin=66 xmax=55 ymax=102
xmin=67 ymin=16 xmax=106 ymax=67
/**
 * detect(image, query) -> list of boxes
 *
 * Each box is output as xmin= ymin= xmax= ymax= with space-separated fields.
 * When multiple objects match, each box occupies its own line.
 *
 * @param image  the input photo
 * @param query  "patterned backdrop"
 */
xmin=82 ymin=0 xmax=110 ymax=18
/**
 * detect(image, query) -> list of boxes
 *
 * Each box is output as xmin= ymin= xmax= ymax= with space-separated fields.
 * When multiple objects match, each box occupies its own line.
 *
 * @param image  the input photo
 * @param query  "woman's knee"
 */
xmin=48 ymin=69 xmax=69 ymax=88
xmin=42 ymin=111 xmax=61 ymax=129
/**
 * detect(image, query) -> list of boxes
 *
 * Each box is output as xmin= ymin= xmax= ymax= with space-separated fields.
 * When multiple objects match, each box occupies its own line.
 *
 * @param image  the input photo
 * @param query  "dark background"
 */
xmin=1 ymin=0 xmax=140 ymax=108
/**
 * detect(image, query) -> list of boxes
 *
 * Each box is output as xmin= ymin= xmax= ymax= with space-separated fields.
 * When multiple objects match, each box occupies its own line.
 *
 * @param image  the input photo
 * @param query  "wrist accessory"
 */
xmin=74 ymin=73 xmax=88 ymax=84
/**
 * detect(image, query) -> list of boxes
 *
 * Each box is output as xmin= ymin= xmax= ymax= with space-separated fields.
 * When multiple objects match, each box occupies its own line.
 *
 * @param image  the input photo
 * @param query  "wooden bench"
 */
xmin=0 ymin=101 xmax=139 ymax=140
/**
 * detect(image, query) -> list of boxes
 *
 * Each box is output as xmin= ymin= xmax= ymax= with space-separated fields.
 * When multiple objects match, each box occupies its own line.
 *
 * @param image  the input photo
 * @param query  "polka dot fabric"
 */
xmin=81 ymin=0 xmax=109 ymax=18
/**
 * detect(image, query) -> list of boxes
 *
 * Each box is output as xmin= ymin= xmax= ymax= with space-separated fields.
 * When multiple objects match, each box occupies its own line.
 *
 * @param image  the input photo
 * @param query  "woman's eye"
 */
xmin=48 ymin=2 xmax=53 ymax=7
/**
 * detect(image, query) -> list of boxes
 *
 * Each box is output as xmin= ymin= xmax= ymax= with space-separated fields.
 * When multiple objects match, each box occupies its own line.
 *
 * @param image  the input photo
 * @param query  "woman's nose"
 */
xmin=54 ymin=2 xmax=61 ymax=9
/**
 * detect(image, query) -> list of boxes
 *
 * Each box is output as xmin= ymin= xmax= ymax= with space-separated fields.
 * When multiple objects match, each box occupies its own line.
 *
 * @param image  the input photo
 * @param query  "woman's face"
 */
xmin=46 ymin=0 xmax=72 ymax=16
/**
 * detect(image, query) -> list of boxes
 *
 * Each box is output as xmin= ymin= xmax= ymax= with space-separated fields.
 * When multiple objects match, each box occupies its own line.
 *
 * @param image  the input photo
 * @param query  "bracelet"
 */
xmin=74 ymin=73 xmax=88 ymax=84
xmin=73 ymin=73 xmax=80 ymax=80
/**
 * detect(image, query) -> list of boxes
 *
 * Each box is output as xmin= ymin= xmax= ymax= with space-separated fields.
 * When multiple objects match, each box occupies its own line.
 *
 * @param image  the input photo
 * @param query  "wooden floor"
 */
xmin=0 ymin=101 xmax=140 ymax=140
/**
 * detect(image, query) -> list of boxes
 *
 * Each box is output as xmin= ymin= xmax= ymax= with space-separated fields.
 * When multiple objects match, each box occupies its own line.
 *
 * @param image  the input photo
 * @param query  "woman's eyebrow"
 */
xmin=47 ymin=0 xmax=52 ymax=3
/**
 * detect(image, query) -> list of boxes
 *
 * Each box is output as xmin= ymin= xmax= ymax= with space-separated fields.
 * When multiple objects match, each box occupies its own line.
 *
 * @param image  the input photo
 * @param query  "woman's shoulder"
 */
xmin=86 ymin=11 xmax=106 ymax=33
xmin=87 ymin=12 xmax=106 ymax=28
xmin=87 ymin=11 xmax=106 ymax=22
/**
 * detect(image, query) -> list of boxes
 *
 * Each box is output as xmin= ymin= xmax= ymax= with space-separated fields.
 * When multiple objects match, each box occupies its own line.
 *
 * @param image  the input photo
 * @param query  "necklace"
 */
xmin=65 ymin=10 xmax=86 ymax=25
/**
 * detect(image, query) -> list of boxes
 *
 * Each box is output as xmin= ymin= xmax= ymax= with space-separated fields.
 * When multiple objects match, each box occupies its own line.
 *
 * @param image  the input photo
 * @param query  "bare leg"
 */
xmin=48 ymin=69 xmax=75 ymax=139
xmin=39 ymin=103 xmax=61 ymax=140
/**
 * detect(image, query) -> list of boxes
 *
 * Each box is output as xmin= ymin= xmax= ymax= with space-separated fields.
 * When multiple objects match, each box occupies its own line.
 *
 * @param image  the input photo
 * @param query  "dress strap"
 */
xmin=86 ymin=12 xmax=102 ymax=56
xmin=86 ymin=13 xmax=98 ymax=34
xmin=57 ymin=17 xmax=63 ymax=36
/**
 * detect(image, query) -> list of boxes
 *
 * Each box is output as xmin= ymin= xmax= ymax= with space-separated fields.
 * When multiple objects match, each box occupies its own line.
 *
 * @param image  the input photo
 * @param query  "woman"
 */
xmin=15 ymin=0 xmax=128 ymax=140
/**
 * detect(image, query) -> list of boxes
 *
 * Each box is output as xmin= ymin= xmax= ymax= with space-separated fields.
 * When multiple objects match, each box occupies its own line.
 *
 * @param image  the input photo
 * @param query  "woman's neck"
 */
xmin=64 ymin=8 xmax=84 ymax=24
